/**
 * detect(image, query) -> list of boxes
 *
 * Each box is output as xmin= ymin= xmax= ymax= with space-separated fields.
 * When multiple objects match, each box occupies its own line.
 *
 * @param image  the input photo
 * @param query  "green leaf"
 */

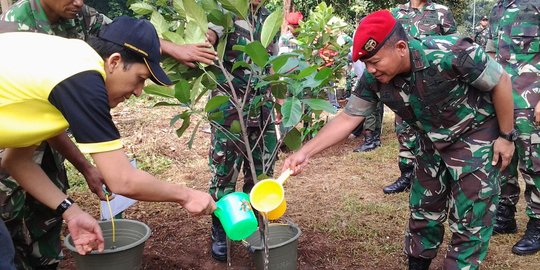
xmin=245 ymin=41 xmax=269 ymax=67
xmin=163 ymin=31 xmax=185 ymax=45
xmin=281 ymin=97 xmax=303 ymax=127
xmin=283 ymin=127 xmax=302 ymax=151
xmin=144 ymin=84 xmax=174 ymax=98
xmin=150 ymin=11 xmax=169 ymax=37
xmin=190 ymin=75 xmax=204 ymax=104
xmin=187 ymin=120 xmax=202 ymax=148
xmin=260 ymin=10 xmax=283 ymax=48
xmin=205 ymin=96 xmax=230 ymax=112
xmin=170 ymin=113 xmax=183 ymax=127
xmin=201 ymin=0 xmax=219 ymax=11
xmin=268 ymin=54 xmax=293 ymax=72
xmin=183 ymin=0 xmax=208 ymax=35
xmin=232 ymin=44 xmax=245 ymax=52
xmin=202 ymin=72 xmax=217 ymax=90
xmin=175 ymin=111 xmax=192 ymax=137
xmin=270 ymin=83 xmax=287 ymax=99
xmin=315 ymin=67 xmax=333 ymax=81
xmin=277 ymin=57 xmax=299 ymax=74
xmin=216 ymin=36 xmax=227 ymax=60
xmin=153 ymin=101 xmax=181 ymax=107
xmin=172 ymin=0 xmax=186 ymax=17
xmin=232 ymin=61 xmax=251 ymax=72
xmin=184 ymin=20 xmax=206 ymax=44
xmin=217 ymin=0 xmax=248 ymax=20
xmin=208 ymin=111 xmax=224 ymax=121
xmin=230 ymin=120 xmax=242 ymax=134
xmin=295 ymin=66 xmax=318 ymax=80
xmin=302 ymin=98 xmax=337 ymax=114
xmin=174 ymin=79 xmax=191 ymax=104
xmin=130 ymin=3 xmax=154 ymax=15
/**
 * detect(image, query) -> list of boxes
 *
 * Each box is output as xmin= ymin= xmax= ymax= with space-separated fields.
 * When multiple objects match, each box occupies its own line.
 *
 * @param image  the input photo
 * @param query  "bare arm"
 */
xmin=160 ymin=39 xmax=217 ymax=68
xmin=282 ymin=112 xmax=364 ymax=174
xmin=1 ymin=146 xmax=104 ymax=254
xmin=490 ymin=72 xmax=515 ymax=170
xmin=47 ymin=132 xmax=106 ymax=200
xmin=90 ymin=149 xmax=216 ymax=216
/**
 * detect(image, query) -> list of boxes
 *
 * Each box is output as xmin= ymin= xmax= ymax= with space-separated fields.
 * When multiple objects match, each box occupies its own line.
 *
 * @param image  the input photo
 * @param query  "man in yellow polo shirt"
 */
xmin=0 ymin=17 xmax=216 ymax=262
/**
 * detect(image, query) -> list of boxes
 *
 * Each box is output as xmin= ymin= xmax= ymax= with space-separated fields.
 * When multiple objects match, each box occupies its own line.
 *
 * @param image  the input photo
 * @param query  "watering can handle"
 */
xmin=276 ymin=169 xmax=293 ymax=185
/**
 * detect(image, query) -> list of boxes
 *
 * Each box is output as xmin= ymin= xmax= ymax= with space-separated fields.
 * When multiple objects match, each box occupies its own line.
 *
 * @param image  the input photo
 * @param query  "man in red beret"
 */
xmin=282 ymin=9 xmax=515 ymax=270
xmin=278 ymin=11 xmax=303 ymax=55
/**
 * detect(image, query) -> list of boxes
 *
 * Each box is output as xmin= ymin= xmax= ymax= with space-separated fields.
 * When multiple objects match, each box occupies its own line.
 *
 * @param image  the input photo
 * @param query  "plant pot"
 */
xmin=64 ymin=219 xmax=151 ymax=270
xmin=242 ymin=223 xmax=301 ymax=270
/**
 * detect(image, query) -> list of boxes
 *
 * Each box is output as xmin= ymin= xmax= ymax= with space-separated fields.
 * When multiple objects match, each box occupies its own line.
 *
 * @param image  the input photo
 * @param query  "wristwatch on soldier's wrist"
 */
xmin=56 ymin=197 xmax=75 ymax=216
xmin=499 ymin=129 xmax=518 ymax=142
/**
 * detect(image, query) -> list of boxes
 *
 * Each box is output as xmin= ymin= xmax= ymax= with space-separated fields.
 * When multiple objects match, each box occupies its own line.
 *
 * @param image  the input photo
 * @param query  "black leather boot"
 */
xmin=211 ymin=214 xmax=227 ymax=261
xmin=512 ymin=218 xmax=540 ymax=255
xmin=493 ymin=203 xmax=517 ymax=234
xmin=383 ymin=164 xmax=413 ymax=194
xmin=353 ymin=130 xmax=381 ymax=152
xmin=408 ymin=256 xmax=432 ymax=270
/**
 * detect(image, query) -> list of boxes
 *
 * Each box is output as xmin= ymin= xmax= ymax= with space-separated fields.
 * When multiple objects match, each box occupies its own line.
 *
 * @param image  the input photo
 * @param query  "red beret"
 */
xmin=286 ymin=12 xmax=303 ymax=25
xmin=352 ymin=10 xmax=397 ymax=62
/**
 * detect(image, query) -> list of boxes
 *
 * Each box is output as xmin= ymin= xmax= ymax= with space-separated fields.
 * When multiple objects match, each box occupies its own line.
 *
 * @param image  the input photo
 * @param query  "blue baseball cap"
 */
xmin=98 ymin=16 xmax=172 ymax=86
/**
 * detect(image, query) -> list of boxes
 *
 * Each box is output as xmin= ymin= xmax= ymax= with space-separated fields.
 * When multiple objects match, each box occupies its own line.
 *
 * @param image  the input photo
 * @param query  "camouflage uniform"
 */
xmin=486 ymin=0 xmax=540 ymax=219
xmin=474 ymin=24 xmax=490 ymax=49
xmin=0 ymin=1 xmax=109 ymax=268
xmin=389 ymin=1 xmax=457 ymax=187
xmin=346 ymin=36 xmax=504 ymax=268
xmin=208 ymin=7 xmax=278 ymax=201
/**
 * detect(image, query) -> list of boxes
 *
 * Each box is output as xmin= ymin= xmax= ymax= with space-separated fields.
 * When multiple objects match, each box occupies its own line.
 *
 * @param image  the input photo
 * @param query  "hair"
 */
xmin=86 ymin=35 xmax=145 ymax=70
xmin=383 ymin=23 xmax=408 ymax=49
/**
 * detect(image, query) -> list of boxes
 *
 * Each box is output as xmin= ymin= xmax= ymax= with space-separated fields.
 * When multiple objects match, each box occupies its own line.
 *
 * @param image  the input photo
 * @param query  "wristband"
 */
xmin=56 ymin=197 xmax=75 ymax=216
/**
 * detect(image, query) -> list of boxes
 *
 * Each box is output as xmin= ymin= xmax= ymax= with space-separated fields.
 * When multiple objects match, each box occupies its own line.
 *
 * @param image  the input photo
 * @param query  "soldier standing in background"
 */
xmin=474 ymin=15 xmax=490 ymax=49
xmin=383 ymin=0 xmax=457 ymax=194
xmin=486 ymin=0 xmax=540 ymax=256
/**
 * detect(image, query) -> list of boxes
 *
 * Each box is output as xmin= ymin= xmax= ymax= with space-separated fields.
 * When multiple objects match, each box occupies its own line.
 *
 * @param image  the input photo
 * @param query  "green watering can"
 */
xmin=214 ymin=192 xmax=258 ymax=240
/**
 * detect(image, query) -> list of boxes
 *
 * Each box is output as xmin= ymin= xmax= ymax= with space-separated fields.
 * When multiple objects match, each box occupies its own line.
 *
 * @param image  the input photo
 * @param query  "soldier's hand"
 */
xmin=181 ymin=188 xmax=216 ymax=216
xmin=282 ymin=151 xmax=309 ymax=176
xmin=492 ymin=137 xmax=515 ymax=171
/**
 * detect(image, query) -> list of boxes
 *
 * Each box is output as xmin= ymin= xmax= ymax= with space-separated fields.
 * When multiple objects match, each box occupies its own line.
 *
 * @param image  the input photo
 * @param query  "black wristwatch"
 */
xmin=499 ymin=129 xmax=518 ymax=142
xmin=56 ymin=197 xmax=75 ymax=216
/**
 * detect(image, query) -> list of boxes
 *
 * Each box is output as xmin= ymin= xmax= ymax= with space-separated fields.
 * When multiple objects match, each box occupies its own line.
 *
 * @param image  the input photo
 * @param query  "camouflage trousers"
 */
xmin=351 ymin=101 xmax=384 ymax=137
xmin=405 ymin=138 xmax=499 ymax=269
xmin=395 ymin=115 xmax=418 ymax=169
xmin=208 ymin=125 xmax=278 ymax=200
xmin=500 ymin=109 xmax=540 ymax=219
xmin=0 ymin=144 xmax=67 ymax=269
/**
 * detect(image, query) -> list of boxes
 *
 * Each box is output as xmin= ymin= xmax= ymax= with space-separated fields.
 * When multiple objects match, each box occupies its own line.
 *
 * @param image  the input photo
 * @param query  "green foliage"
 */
xmin=130 ymin=0 xmax=347 ymax=179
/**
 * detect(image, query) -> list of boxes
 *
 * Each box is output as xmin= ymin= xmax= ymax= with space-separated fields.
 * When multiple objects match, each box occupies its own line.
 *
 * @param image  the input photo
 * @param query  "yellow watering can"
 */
xmin=249 ymin=169 xmax=293 ymax=218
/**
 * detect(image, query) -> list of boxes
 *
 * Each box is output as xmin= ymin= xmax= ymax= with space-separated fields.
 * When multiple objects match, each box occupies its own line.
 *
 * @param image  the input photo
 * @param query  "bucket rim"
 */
xmin=241 ymin=223 xmax=301 ymax=250
xmin=64 ymin=219 xmax=151 ymax=255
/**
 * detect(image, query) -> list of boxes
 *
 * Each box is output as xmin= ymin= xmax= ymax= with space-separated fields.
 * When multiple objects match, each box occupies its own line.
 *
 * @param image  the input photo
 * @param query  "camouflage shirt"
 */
xmin=474 ymin=25 xmax=490 ymax=49
xmin=347 ymin=36 xmax=504 ymax=180
xmin=486 ymin=0 xmax=540 ymax=109
xmin=391 ymin=1 xmax=457 ymax=39
xmin=210 ymin=7 xmax=277 ymax=127
xmin=1 ymin=0 xmax=110 ymax=40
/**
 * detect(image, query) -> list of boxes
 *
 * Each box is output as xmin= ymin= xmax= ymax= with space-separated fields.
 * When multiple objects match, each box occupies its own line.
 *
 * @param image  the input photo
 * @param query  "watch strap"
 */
xmin=56 ymin=197 xmax=75 ymax=216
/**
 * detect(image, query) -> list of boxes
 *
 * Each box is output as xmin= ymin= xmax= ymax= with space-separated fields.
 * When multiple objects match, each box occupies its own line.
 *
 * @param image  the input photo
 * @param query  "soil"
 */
xmin=57 ymin=97 xmax=540 ymax=269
